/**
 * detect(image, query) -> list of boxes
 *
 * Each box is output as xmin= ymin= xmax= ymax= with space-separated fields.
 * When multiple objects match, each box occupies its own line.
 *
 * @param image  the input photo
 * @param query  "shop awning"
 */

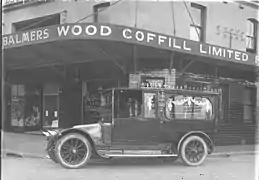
xmin=2 ymin=23 xmax=259 ymax=70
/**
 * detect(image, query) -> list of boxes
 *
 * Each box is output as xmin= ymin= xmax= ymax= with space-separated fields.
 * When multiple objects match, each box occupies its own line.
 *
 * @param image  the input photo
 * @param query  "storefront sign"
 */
xmin=2 ymin=23 xmax=258 ymax=66
xmin=141 ymin=76 xmax=165 ymax=88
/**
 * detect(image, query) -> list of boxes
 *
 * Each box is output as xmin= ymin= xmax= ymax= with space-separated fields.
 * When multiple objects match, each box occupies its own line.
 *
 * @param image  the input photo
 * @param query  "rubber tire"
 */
xmin=48 ymin=150 xmax=59 ymax=163
xmin=55 ymin=133 xmax=92 ymax=169
xmin=180 ymin=136 xmax=208 ymax=166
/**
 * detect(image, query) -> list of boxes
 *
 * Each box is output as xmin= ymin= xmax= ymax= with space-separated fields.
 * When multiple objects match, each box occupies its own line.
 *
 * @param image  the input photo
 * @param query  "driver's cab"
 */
xmin=111 ymin=89 xmax=159 ymax=143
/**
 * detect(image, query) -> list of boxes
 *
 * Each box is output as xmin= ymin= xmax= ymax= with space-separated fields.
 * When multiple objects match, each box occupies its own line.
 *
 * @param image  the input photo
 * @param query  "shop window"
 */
xmin=11 ymin=84 xmax=41 ymax=128
xmin=243 ymin=87 xmax=253 ymax=122
xmin=165 ymin=95 xmax=213 ymax=120
xmin=11 ymin=85 xmax=26 ymax=127
xmin=114 ymin=90 xmax=142 ymax=118
xmin=189 ymin=3 xmax=206 ymax=42
xmin=93 ymin=2 xmax=110 ymax=23
xmin=246 ymin=18 xmax=258 ymax=53
xmin=12 ymin=13 xmax=61 ymax=32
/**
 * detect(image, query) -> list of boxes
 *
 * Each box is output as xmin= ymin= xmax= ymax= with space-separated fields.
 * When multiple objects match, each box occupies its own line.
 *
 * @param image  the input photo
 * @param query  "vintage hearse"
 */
xmin=42 ymin=86 xmax=220 ymax=169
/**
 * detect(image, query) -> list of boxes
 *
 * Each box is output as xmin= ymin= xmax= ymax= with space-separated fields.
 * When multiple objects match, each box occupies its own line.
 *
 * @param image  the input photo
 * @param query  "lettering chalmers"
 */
xmin=2 ymin=24 xmax=253 ymax=64
xmin=3 ymin=29 xmax=49 ymax=46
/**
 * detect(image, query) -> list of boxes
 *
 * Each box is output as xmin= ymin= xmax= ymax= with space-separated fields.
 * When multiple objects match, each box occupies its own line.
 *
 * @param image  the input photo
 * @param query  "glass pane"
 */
xmin=244 ymin=88 xmax=252 ymax=105
xmin=246 ymin=37 xmax=255 ymax=49
xmin=190 ymin=6 xmax=201 ymax=26
xmin=246 ymin=20 xmax=254 ymax=36
xmin=165 ymin=95 xmax=213 ymax=120
xmin=24 ymin=85 xmax=41 ymax=127
xmin=144 ymin=93 xmax=156 ymax=118
xmin=244 ymin=105 xmax=252 ymax=121
xmin=115 ymin=90 xmax=142 ymax=118
xmin=17 ymin=85 xmax=25 ymax=96
xmin=43 ymin=83 xmax=59 ymax=95
xmin=190 ymin=26 xmax=201 ymax=41
xmin=11 ymin=85 xmax=18 ymax=97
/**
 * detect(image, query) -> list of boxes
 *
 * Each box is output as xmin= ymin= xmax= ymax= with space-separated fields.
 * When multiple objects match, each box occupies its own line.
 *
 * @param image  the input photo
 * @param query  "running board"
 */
xmin=107 ymin=154 xmax=178 ymax=157
xmin=97 ymin=149 xmax=178 ymax=158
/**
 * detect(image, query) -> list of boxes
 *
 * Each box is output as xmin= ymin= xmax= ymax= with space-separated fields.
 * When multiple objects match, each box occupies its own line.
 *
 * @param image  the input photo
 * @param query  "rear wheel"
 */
xmin=55 ymin=133 xmax=92 ymax=169
xmin=180 ymin=136 xmax=208 ymax=166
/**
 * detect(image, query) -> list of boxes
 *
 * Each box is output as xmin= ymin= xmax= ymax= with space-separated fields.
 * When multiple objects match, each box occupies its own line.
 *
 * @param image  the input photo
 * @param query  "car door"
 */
xmin=112 ymin=90 xmax=160 ymax=143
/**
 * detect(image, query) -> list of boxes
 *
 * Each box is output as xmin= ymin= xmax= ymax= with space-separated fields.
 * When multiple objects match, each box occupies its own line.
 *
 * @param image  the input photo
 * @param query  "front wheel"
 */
xmin=180 ymin=136 xmax=208 ymax=166
xmin=55 ymin=133 xmax=92 ymax=169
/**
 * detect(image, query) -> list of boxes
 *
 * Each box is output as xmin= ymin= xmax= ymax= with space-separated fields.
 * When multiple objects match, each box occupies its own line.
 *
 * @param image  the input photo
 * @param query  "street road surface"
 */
xmin=2 ymin=155 xmax=257 ymax=180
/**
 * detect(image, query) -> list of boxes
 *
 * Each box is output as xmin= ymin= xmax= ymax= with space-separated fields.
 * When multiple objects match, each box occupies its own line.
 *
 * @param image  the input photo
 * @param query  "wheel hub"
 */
xmin=72 ymin=148 xmax=77 ymax=154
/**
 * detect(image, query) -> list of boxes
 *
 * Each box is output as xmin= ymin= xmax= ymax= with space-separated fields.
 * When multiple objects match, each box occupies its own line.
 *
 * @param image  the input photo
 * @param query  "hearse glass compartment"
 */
xmin=165 ymin=94 xmax=213 ymax=120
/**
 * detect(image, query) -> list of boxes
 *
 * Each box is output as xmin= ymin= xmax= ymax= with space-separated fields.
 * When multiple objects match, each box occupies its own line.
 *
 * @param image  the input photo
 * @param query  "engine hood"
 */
xmin=71 ymin=123 xmax=102 ymax=140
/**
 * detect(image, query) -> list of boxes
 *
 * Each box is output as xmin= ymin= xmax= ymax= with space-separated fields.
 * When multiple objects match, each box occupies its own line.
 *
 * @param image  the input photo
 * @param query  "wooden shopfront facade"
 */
xmin=2 ymin=23 xmax=259 ymax=145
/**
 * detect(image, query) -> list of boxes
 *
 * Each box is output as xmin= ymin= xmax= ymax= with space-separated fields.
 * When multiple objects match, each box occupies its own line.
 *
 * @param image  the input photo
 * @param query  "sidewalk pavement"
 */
xmin=1 ymin=131 xmax=259 ymax=159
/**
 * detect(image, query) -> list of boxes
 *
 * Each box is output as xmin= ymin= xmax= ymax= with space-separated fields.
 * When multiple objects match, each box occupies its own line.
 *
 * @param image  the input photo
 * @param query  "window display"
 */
xmin=11 ymin=84 xmax=41 ymax=129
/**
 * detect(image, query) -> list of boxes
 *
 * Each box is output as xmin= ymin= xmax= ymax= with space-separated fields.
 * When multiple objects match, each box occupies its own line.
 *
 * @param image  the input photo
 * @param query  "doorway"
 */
xmin=43 ymin=83 xmax=59 ymax=128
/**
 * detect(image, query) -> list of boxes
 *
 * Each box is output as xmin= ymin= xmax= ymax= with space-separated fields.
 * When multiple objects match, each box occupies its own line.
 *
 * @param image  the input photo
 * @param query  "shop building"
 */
xmin=2 ymin=0 xmax=259 ymax=145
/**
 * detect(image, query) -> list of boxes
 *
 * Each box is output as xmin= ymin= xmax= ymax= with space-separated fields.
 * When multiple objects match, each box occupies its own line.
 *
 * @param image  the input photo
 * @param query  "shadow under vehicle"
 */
xmin=42 ymin=87 xmax=220 ymax=169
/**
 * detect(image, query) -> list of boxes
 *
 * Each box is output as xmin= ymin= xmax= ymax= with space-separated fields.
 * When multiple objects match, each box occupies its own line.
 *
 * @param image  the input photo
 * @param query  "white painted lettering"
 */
xmin=15 ymin=34 xmax=21 ymax=44
xmin=234 ymin=51 xmax=241 ymax=60
xmin=85 ymin=25 xmax=97 ymax=35
xmin=199 ymin=44 xmax=207 ymax=54
xmin=135 ymin=31 xmax=144 ymax=41
xmin=100 ymin=26 xmax=111 ymax=36
xmin=168 ymin=37 xmax=172 ymax=47
xmin=57 ymin=26 xmax=70 ymax=36
xmin=183 ymin=41 xmax=191 ymax=51
xmin=43 ymin=29 xmax=49 ymax=39
xmin=242 ymin=53 xmax=248 ymax=62
xmin=22 ymin=33 xmax=29 ymax=42
xmin=8 ymin=36 xmax=15 ymax=45
xmin=31 ymin=31 xmax=36 ymax=41
xmin=72 ymin=25 xmax=82 ymax=36
xmin=36 ymin=30 xmax=43 ymax=40
xmin=123 ymin=29 xmax=132 ymax=39
xmin=227 ymin=50 xmax=233 ymax=58
xmin=212 ymin=47 xmax=222 ymax=57
xmin=158 ymin=35 xmax=167 ymax=45
xmin=147 ymin=33 xmax=156 ymax=43
xmin=172 ymin=39 xmax=181 ymax=49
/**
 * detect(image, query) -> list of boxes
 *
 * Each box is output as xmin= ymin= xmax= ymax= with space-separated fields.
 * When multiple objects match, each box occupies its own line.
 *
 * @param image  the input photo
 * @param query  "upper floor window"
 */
xmin=189 ymin=3 xmax=206 ymax=42
xmin=165 ymin=95 xmax=213 ymax=120
xmin=12 ymin=13 xmax=61 ymax=32
xmin=93 ymin=2 xmax=111 ymax=23
xmin=246 ymin=18 xmax=258 ymax=53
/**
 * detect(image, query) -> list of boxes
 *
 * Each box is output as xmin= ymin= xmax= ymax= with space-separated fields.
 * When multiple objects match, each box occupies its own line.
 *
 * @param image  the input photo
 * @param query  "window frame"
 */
xmin=190 ymin=3 xmax=207 ymax=42
xmin=243 ymin=86 xmax=255 ymax=123
xmin=164 ymin=93 xmax=214 ymax=121
xmin=246 ymin=18 xmax=258 ymax=53
xmin=142 ymin=90 xmax=158 ymax=119
xmin=93 ymin=2 xmax=111 ymax=23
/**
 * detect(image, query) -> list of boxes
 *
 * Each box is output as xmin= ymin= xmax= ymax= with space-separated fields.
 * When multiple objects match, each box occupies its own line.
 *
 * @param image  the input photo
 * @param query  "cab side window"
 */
xmin=114 ymin=90 xmax=142 ymax=118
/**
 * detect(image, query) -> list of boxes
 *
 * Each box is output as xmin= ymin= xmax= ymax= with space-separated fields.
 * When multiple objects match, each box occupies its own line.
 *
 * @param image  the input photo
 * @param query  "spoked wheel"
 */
xmin=55 ymin=133 xmax=92 ymax=169
xmin=180 ymin=136 xmax=208 ymax=166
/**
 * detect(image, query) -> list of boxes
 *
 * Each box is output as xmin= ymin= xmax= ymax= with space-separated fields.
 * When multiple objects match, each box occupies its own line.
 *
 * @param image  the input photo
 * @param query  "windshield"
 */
xmin=83 ymin=90 xmax=112 ymax=124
